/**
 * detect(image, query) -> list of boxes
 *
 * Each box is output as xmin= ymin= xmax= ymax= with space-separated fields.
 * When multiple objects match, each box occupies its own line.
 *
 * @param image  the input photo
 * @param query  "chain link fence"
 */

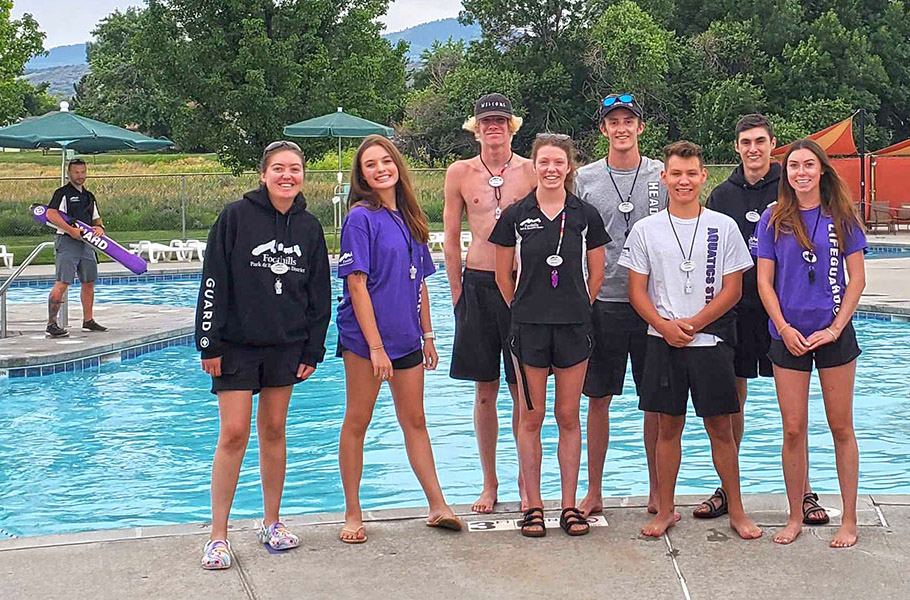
xmin=0 ymin=165 xmax=737 ymax=238
xmin=0 ymin=169 xmax=450 ymax=238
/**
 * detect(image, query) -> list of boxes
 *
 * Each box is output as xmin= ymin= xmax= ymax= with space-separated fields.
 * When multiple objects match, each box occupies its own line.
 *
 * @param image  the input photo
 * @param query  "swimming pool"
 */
xmin=1 ymin=272 xmax=909 ymax=537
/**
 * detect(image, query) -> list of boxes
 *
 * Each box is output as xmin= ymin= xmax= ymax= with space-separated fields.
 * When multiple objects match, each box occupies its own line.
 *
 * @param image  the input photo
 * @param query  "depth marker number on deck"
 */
xmin=467 ymin=516 xmax=607 ymax=532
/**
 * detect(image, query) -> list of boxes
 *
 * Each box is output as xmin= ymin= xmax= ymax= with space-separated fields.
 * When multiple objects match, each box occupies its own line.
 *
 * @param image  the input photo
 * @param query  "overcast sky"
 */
xmin=12 ymin=0 xmax=463 ymax=48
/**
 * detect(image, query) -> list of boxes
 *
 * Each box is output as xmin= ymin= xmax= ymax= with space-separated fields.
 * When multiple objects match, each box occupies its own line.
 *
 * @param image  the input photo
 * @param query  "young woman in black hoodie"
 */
xmin=195 ymin=141 xmax=331 ymax=570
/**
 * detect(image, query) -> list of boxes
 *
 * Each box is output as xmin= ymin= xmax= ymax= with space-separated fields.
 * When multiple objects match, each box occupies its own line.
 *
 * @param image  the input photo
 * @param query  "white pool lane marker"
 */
xmin=467 ymin=515 xmax=607 ymax=532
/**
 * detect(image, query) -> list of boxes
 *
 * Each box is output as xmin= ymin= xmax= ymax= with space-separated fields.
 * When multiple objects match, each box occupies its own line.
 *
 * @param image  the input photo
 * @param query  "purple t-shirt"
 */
xmin=336 ymin=205 xmax=435 ymax=359
xmin=756 ymin=206 xmax=866 ymax=339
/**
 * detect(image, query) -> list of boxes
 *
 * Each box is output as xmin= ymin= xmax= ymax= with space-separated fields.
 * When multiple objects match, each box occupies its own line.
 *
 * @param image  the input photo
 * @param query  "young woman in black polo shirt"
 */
xmin=489 ymin=134 xmax=609 ymax=537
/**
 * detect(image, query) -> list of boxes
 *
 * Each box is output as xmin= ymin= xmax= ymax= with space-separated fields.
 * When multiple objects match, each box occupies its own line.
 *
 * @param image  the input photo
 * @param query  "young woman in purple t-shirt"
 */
xmin=756 ymin=138 xmax=866 ymax=548
xmin=336 ymin=135 xmax=463 ymax=543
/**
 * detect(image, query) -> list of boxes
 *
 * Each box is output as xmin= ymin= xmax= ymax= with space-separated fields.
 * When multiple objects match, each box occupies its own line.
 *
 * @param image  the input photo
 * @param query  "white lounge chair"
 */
xmin=129 ymin=240 xmax=185 ymax=263
xmin=460 ymin=231 xmax=472 ymax=252
xmin=427 ymin=232 xmax=445 ymax=252
xmin=0 ymin=245 xmax=13 ymax=268
xmin=184 ymin=239 xmax=207 ymax=261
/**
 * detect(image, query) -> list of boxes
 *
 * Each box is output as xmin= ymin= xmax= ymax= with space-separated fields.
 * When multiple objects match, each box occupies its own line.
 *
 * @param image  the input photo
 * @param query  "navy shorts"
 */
xmin=450 ymin=269 xmax=517 ymax=384
xmin=734 ymin=305 xmax=773 ymax=379
xmin=336 ymin=341 xmax=423 ymax=370
xmin=509 ymin=322 xmax=593 ymax=369
xmin=583 ymin=301 xmax=648 ymax=398
xmin=768 ymin=322 xmax=861 ymax=372
xmin=639 ymin=337 xmax=740 ymax=418
xmin=211 ymin=343 xmax=302 ymax=395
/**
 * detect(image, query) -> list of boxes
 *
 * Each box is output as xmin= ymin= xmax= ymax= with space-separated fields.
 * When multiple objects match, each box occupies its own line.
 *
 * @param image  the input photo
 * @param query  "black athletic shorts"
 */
xmin=733 ymin=305 xmax=773 ymax=379
xmin=583 ymin=301 xmax=648 ymax=398
xmin=767 ymin=322 xmax=861 ymax=372
xmin=450 ymin=269 xmax=517 ymax=384
xmin=211 ymin=343 xmax=302 ymax=395
xmin=336 ymin=342 xmax=424 ymax=370
xmin=509 ymin=322 xmax=593 ymax=369
xmin=639 ymin=337 xmax=740 ymax=418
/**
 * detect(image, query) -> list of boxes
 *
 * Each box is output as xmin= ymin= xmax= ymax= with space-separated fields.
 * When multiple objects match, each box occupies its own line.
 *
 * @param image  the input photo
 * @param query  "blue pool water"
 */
xmin=2 ymin=272 xmax=909 ymax=537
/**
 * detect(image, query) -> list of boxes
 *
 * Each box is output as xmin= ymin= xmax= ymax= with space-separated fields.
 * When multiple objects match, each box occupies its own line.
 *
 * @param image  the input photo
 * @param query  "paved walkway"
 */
xmin=1 ymin=494 xmax=907 ymax=599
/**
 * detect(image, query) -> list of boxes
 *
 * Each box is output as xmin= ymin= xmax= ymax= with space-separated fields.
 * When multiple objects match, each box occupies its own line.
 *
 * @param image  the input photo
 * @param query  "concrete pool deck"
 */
xmin=1 ymin=494 xmax=908 ymax=599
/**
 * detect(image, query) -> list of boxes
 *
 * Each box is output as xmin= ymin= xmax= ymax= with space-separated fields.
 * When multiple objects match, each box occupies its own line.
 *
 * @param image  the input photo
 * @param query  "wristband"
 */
xmin=825 ymin=327 xmax=838 ymax=340
xmin=422 ymin=331 xmax=436 ymax=340
xmin=779 ymin=323 xmax=793 ymax=334
xmin=369 ymin=344 xmax=384 ymax=351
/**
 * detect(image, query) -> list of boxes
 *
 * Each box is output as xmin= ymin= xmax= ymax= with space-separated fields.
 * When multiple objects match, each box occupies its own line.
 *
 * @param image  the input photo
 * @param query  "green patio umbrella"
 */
xmin=0 ymin=102 xmax=174 ymax=183
xmin=283 ymin=107 xmax=394 ymax=176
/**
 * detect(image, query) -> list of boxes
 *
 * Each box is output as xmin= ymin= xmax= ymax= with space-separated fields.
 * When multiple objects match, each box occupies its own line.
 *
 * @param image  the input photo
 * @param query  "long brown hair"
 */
xmin=772 ymin=138 xmax=862 ymax=251
xmin=531 ymin=133 xmax=577 ymax=193
xmin=348 ymin=135 xmax=429 ymax=244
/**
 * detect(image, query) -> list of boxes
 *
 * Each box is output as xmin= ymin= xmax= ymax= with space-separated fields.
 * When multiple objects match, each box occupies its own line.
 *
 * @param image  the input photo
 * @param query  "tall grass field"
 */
xmin=0 ymin=151 xmax=734 ymax=265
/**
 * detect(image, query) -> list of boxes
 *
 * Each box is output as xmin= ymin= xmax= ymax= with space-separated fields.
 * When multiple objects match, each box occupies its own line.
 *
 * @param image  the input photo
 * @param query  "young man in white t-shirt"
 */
xmin=618 ymin=141 xmax=762 ymax=540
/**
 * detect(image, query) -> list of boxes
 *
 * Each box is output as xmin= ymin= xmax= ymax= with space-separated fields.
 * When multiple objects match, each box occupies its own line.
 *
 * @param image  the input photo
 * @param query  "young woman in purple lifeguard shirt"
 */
xmin=336 ymin=135 xmax=463 ymax=544
xmin=756 ymin=138 xmax=867 ymax=548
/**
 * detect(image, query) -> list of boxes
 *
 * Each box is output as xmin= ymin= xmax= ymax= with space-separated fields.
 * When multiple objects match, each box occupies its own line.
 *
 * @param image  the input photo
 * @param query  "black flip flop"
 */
xmin=802 ymin=492 xmax=830 ymax=525
xmin=559 ymin=507 xmax=590 ymax=536
xmin=693 ymin=487 xmax=728 ymax=519
xmin=519 ymin=507 xmax=546 ymax=538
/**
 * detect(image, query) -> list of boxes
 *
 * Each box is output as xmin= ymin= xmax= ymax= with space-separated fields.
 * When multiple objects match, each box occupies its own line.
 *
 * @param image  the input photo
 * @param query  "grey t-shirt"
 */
xmin=618 ymin=208 xmax=753 ymax=347
xmin=574 ymin=156 xmax=668 ymax=302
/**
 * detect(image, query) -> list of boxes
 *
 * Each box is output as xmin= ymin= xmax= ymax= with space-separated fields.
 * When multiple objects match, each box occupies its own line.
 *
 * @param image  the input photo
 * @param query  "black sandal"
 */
xmin=520 ymin=507 xmax=546 ymax=538
xmin=693 ymin=487 xmax=728 ymax=519
xmin=802 ymin=492 xmax=830 ymax=525
xmin=559 ymin=507 xmax=590 ymax=536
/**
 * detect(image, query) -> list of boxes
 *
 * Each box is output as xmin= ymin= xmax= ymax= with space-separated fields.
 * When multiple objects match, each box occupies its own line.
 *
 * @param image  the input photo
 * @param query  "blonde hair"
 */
xmin=462 ymin=115 xmax=524 ymax=141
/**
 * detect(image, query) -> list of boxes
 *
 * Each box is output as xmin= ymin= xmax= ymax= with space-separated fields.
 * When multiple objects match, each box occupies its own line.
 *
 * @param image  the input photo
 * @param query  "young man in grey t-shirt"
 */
xmin=573 ymin=94 xmax=667 ymax=517
xmin=619 ymin=140 xmax=761 ymax=540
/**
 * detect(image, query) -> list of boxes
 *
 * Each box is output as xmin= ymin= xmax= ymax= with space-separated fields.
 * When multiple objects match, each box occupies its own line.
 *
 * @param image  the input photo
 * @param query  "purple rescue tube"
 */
xmin=30 ymin=204 xmax=148 ymax=275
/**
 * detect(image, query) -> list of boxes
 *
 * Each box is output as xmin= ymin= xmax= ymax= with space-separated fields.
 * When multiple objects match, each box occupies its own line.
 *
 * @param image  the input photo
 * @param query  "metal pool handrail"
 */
xmin=0 ymin=241 xmax=59 ymax=339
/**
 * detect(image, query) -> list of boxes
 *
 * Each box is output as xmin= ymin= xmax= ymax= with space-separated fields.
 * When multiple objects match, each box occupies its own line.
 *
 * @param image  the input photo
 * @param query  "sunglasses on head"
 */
xmin=264 ymin=140 xmax=302 ymax=153
xmin=602 ymin=94 xmax=635 ymax=107
xmin=535 ymin=132 xmax=571 ymax=141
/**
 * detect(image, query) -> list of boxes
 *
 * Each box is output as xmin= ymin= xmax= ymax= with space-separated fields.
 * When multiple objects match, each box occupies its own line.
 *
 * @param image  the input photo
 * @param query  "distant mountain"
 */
xmin=384 ymin=18 xmax=481 ymax=61
xmin=23 ymin=64 xmax=90 ymax=99
xmin=25 ymin=44 xmax=88 ymax=71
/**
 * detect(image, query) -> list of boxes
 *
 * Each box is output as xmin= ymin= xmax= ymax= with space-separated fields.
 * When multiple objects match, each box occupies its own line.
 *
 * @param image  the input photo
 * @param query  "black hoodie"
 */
xmin=194 ymin=186 xmax=331 ymax=366
xmin=706 ymin=162 xmax=781 ymax=308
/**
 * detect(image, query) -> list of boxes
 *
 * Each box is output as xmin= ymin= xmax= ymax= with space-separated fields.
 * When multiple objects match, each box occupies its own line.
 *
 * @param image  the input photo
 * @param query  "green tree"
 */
xmin=72 ymin=8 xmax=177 ymax=139
xmin=0 ymin=1 xmax=45 ymax=124
xmin=87 ymin=0 xmax=408 ymax=170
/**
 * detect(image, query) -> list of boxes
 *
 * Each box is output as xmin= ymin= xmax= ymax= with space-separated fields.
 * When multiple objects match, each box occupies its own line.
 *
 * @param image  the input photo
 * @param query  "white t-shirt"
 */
xmin=618 ymin=207 xmax=753 ymax=346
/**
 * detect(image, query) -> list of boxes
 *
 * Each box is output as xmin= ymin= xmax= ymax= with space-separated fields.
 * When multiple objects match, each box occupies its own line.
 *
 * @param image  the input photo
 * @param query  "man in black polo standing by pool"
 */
xmin=45 ymin=159 xmax=107 ymax=338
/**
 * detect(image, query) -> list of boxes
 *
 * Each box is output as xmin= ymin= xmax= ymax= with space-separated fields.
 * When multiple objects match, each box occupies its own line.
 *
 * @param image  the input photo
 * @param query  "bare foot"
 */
xmin=647 ymin=491 xmax=659 ymax=514
xmin=578 ymin=492 xmax=603 ymax=518
xmin=642 ymin=512 xmax=677 ymax=537
xmin=830 ymin=523 xmax=857 ymax=548
xmin=340 ymin=515 xmax=366 ymax=543
xmin=471 ymin=488 xmax=497 ymax=514
xmin=729 ymin=513 xmax=762 ymax=539
xmin=646 ymin=504 xmax=682 ymax=522
xmin=773 ymin=520 xmax=802 ymax=545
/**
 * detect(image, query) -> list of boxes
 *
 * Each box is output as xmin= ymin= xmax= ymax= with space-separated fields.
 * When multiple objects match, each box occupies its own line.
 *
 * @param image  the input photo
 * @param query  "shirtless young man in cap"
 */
xmin=444 ymin=93 xmax=536 ymax=513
